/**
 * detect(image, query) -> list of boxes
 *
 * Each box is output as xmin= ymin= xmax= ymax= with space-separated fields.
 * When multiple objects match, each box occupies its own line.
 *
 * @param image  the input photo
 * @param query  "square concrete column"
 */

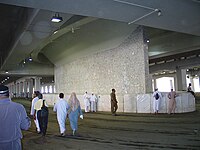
xmin=23 ymin=80 xmax=28 ymax=98
xmin=34 ymin=77 xmax=41 ymax=92
xmin=176 ymin=68 xmax=187 ymax=91
xmin=16 ymin=82 xmax=20 ymax=97
xmin=19 ymin=82 xmax=23 ymax=97
xmin=13 ymin=83 xmax=17 ymax=97
xmin=27 ymin=79 xmax=34 ymax=98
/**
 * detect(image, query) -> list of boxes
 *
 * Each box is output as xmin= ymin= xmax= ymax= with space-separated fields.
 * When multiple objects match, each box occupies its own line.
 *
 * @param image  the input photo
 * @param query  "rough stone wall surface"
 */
xmin=55 ymin=26 xmax=149 ymax=112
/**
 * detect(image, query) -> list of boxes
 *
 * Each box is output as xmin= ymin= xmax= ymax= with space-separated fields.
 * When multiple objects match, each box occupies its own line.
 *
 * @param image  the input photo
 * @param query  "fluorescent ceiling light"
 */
xmin=28 ymin=56 xmax=33 ymax=61
xmin=51 ymin=14 xmax=63 ymax=23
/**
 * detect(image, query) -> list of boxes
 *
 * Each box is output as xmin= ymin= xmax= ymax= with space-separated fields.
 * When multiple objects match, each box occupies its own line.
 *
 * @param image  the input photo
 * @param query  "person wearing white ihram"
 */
xmin=53 ymin=93 xmax=69 ymax=137
xmin=30 ymin=91 xmax=41 ymax=133
xmin=83 ymin=91 xmax=90 ymax=112
xmin=152 ymin=88 xmax=162 ymax=115
xmin=90 ymin=93 xmax=98 ymax=112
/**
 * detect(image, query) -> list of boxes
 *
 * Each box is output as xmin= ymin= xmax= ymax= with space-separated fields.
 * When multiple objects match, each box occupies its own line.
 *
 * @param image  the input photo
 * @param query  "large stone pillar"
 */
xmin=176 ymin=68 xmax=187 ymax=91
xmin=55 ymin=25 xmax=150 ymax=112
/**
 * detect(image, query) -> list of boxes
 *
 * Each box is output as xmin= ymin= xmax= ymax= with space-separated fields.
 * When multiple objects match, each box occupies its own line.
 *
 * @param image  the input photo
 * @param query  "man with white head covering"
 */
xmin=0 ymin=85 xmax=31 ymax=150
xmin=152 ymin=88 xmax=162 ymax=114
xmin=90 ymin=93 xmax=98 ymax=112
xmin=83 ymin=91 xmax=90 ymax=112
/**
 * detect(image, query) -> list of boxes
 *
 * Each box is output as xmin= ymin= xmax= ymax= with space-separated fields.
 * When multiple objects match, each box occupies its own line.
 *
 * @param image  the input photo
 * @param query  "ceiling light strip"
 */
xmin=113 ymin=0 xmax=156 ymax=11
xmin=113 ymin=0 xmax=161 ymax=24
xmin=128 ymin=10 xmax=156 ymax=25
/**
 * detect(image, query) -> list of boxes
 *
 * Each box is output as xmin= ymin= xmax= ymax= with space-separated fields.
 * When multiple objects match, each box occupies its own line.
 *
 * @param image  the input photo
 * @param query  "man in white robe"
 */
xmin=30 ymin=91 xmax=40 ymax=133
xmin=90 ymin=93 xmax=98 ymax=112
xmin=83 ymin=91 xmax=90 ymax=112
xmin=152 ymin=88 xmax=162 ymax=114
xmin=53 ymin=93 xmax=69 ymax=136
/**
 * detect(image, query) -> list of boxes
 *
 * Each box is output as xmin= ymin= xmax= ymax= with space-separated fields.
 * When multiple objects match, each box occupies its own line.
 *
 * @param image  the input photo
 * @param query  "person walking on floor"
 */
xmin=90 ymin=93 xmax=98 ymax=112
xmin=0 ymin=85 xmax=31 ymax=150
xmin=110 ymin=88 xmax=118 ymax=116
xmin=83 ymin=91 xmax=90 ymax=112
xmin=53 ymin=93 xmax=69 ymax=137
xmin=34 ymin=93 xmax=49 ymax=136
xmin=152 ymin=88 xmax=162 ymax=115
xmin=168 ymin=88 xmax=177 ymax=115
xmin=68 ymin=92 xmax=83 ymax=136
xmin=30 ymin=91 xmax=41 ymax=133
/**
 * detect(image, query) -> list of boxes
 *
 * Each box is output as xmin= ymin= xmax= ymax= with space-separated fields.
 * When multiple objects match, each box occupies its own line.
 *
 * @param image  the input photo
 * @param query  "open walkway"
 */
xmin=16 ymin=99 xmax=200 ymax=150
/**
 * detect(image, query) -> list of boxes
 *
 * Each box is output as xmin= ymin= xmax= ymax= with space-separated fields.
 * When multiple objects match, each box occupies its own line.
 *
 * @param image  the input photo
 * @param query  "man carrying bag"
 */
xmin=34 ymin=93 xmax=48 ymax=136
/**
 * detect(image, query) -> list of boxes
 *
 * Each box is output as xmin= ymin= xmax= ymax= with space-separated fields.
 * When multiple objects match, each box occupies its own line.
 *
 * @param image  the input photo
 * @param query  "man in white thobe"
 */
xmin=152 ymin=88 xmax=162 ymax=114
xmin=30 ymin=91 xmax=40 ymax=133
xmin=53 ymin=93 xmax=69 ymax=136
xmin=83 ymin=91 xmax=90 ymax=112
xmin=90 ymin=93 xmax=98 ymax=112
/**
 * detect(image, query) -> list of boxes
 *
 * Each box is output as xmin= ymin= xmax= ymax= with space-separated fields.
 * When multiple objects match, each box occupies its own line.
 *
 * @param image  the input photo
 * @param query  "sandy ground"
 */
xmin=15 ymin=99 xmax=200 ymax=150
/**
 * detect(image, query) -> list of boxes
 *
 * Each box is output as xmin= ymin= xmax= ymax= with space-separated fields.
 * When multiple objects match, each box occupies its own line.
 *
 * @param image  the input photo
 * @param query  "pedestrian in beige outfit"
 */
xmin=168 ymin=89 xmax=177 ymax=114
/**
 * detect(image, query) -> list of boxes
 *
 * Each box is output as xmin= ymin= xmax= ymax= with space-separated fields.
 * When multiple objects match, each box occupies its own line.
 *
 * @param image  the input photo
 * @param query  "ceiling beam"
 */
xmin=1 ymin=0 xmax=200 ymax=36
xmin=149 ymin=56 xmax=200 ymax=74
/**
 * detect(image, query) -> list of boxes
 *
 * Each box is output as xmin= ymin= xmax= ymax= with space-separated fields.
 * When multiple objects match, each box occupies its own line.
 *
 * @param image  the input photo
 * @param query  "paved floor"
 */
xmin=16 ymin=99 xmax=200 ymax=150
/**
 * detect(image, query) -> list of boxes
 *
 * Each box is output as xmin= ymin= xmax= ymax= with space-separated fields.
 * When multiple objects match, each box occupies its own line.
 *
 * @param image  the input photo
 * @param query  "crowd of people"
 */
xmin=0 ymin=86 xmax=119 ymax=150
xmin=31 ymin=91 xmax=84 ymax=137
xmin=83 ymin=92 xmax=98 ymax=113
xmin=0 ymin=84 xmax=195 ymax=149
xmin=0 ymin=84 xmax=85 ymax=150
xmin=153 ymin=83 xmax=195 ymax=115
xmin=153 ymin=88 xmax=178 ymax=115
xmin=83 ymin=89 xmax=118 ymax=116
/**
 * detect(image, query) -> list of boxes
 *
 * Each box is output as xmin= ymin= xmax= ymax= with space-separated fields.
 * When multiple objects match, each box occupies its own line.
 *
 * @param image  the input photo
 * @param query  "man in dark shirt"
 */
xmin=110 ymin=89 xmax=118 ymax=116
xmin=187 ymin=83 xmax=195 ymax=97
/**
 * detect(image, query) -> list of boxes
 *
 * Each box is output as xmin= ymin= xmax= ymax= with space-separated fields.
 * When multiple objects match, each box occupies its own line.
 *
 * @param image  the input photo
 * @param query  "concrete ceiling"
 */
xmin=0 ymin=0 xmax=200 ymax=84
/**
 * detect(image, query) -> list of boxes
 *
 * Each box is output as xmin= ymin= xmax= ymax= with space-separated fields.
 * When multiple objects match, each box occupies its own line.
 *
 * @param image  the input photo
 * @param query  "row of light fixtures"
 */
xmin=22 ymin=13 xmax=62 ymax=65
xmin=1 ymin=12 xmax=62 ymax=84
xmin=19 ymin=12 xmax=62 ymax=68
xmin=1 ymin=76 xmax=9 ymax=84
